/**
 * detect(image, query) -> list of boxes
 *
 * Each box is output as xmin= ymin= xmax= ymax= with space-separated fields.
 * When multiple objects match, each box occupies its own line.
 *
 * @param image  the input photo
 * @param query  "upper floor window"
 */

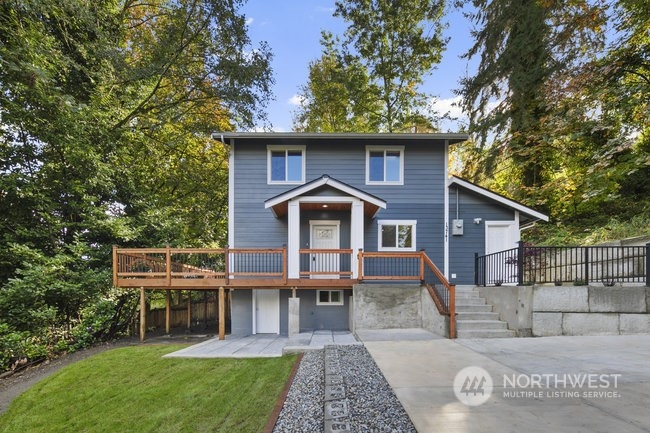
xmin=378 ymin=220 xmax=416 ymax=251
xmin=268 ymin=145 xmax=305 ymax=184
xmin=366 ymin=146 xmax=404 ymax=185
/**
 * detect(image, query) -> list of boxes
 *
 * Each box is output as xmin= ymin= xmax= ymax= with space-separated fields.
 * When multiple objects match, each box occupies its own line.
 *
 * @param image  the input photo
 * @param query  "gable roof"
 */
xmin=264 ymin=175 xmax=387 ymax=218
xmin=448 ymin=176 xmax=549 ymax=223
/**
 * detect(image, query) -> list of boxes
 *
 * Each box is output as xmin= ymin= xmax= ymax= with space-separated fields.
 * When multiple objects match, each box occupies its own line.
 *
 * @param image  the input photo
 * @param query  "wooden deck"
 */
xmin=112 ymin=246 xmax=456 ymax=341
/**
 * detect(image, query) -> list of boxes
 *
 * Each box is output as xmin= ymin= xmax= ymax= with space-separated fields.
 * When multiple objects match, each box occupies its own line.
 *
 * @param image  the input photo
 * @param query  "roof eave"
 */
xmin=448 ymin=176 xmax=549 ymax=222
xmin=212 ymin=132 xmax=469 ymax=145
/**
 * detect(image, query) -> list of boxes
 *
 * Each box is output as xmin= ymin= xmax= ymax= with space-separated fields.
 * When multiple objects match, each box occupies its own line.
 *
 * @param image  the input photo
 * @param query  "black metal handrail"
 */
xmin=475 ymin=242 xmax=649 ymax=286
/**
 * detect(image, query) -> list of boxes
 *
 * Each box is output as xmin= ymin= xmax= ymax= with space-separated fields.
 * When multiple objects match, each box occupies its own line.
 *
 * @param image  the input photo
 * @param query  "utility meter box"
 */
xmin=452 ymin=219 xmax=464 ymax=236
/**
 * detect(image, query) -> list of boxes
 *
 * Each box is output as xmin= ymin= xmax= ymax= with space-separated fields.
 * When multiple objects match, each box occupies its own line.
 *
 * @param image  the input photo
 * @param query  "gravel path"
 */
xmin=273 ymin=345 xmax=417 ymax=433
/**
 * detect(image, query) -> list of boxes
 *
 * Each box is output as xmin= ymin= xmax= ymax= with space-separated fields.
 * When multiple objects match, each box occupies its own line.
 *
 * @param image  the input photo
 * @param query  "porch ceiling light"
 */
xmin=322 ymin=204 xmax=329 ymax=208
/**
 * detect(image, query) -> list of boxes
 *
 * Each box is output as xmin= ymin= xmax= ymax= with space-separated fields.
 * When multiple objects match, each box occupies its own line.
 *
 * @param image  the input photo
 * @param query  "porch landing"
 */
xmin=163 ymin=330 xmax=361 ymax=358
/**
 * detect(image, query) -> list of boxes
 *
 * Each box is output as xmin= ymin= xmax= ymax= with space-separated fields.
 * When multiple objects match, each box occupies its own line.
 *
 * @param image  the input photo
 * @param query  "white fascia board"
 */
xmin=448 ymin=177 xmax=549 ymax=222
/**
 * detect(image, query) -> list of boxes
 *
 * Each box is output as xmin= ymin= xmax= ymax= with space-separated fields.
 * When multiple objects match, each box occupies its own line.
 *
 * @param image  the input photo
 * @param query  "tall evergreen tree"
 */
xmin=457 ymin=0 xmax=606 ymax=202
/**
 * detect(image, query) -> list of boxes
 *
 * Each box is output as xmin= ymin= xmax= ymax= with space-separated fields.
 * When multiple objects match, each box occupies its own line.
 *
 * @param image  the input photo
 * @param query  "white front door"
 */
xmin=485 ymin=221 xmax=519 ymax=284
xmin=310 ymin=221 xmax=340 ymax=279
xmin=254 ymin=289 xmax=279 ymax=334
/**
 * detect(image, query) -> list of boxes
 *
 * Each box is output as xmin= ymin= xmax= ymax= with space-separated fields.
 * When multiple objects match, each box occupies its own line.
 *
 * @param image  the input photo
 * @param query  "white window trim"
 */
xmin=365 ymin=145 xmax=404 ymax=185
xmin=377 ymin=219 xmax=417 ymax=252
xmin=316 ymin=290 xmax=344 ymax=306
xmin=267 ymin=145 xmax=306 ymax=185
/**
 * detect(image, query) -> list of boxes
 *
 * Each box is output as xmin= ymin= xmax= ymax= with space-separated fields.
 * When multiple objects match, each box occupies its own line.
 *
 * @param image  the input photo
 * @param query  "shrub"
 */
xmin=0 ymin=324 xmax=48 ymax=372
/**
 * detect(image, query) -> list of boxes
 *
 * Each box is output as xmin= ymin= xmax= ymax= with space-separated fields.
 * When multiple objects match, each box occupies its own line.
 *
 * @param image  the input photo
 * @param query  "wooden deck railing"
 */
xmin=113 ymin=246 xmax=287 ymax=288
xmin=299 ymin=248 xmax=354 ymax=278
xmin=356 ymin=251 xmax=423 ymax=281
xmin=113 ymin=246 xmax=457 ymax=338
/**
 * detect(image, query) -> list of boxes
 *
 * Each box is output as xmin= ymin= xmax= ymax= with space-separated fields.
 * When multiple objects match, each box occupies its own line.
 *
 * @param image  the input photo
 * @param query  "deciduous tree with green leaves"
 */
xmin=295 ymin=0 xmax=447 ymax=133
xmin=293 ymin=33 xmax=380 ymax=132
xmin=0 ymin=0 xmax=273 ymax=369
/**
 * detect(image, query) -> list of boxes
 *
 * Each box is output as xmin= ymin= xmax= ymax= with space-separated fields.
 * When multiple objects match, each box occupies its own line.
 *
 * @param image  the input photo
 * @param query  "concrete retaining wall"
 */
xmin=477 ymin=286 xmax=533 ymax=337
xmin=420 ymin=287 xmax=449 ymax=337
xmin=532 ymin=285 xmax=650 ymax=336
xmin=481 ymin=283 xmax=650 ymax=337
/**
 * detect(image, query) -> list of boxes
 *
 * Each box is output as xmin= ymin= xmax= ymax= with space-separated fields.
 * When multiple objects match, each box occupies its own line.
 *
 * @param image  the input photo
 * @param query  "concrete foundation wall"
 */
xmin=350 ymin=284 xmax=449 ymax=338
xmin=479 ymin=284 xmax=650 ymax=337
xmin=352 ymin=284 xmax=422 ymax=330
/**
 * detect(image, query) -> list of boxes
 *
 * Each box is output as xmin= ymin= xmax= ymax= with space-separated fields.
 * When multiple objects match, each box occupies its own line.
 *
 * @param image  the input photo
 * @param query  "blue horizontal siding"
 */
xmin=448 ymin=185 xmax=516 ymax=284
xmin=232 ymin=139 xmax=447 ymax=261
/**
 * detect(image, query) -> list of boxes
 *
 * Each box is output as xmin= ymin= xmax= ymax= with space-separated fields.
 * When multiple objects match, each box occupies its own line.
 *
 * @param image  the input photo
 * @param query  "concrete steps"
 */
xmin=455 ymin=287 xmax=515 ymax=338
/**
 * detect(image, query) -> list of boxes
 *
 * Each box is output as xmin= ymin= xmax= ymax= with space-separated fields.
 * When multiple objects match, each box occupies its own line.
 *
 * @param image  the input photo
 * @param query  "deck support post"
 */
xmin=218 ymin=287 xmax=225 ymax=340
xmin=139 ymin=288 xmax=146 ymax=342
xmin=187 ymin=291 xmax=191 ymax=330
xmin=165 ymin=290 xmax=171 ymax=334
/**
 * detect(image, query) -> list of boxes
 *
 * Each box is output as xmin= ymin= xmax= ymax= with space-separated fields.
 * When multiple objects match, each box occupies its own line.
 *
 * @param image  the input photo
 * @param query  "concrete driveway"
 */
xmin=363 ymin=334 xmax=650 ymax=433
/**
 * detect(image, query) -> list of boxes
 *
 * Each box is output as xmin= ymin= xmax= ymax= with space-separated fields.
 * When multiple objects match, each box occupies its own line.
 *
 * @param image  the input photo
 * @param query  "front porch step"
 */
xmin=456 ymin=311 xmax=500 ymax=321
xmin=454 ymin=286 xmax=515 ymax=338
xmin=457 ymin=329 xmax=516 ymax=338
xmin=455 ymin=292 xmax=481 ymax=298
xmin=454 ymin=297 xmax=488 ymax=305
xmin=456 ymin=319 xmax=508 ymax=330
xmin=455 ymin=304 xmax=494 ymax=312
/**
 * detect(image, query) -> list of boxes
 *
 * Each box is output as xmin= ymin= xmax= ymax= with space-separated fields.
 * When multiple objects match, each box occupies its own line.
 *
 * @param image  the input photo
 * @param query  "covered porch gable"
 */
xmin=264 ymin=175 xmax=387 ymax=279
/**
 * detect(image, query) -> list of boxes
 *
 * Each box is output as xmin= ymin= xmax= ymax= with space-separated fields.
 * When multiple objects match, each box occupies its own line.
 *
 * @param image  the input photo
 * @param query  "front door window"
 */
xmin=310 ymin=221 xmax=340 ymax=279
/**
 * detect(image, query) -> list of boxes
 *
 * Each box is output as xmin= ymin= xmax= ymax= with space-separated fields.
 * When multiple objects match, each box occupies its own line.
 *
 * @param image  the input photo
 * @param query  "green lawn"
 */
xmin=0 ymin=345 xmax=297 ymax=433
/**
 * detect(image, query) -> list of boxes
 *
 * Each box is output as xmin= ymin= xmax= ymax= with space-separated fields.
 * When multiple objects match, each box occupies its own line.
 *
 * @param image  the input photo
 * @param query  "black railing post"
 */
xmin=584 ymin=247 xmax=590 ymax=285
xmin=645 ymin=243 xmax=650 ymax=287
xmin=474 ymin=252 xmax=479 ymax=286
xmin=481 ymin=251 xmax=487 ymax=286
xmin=517 ymin=241 xmax=525 ymax=286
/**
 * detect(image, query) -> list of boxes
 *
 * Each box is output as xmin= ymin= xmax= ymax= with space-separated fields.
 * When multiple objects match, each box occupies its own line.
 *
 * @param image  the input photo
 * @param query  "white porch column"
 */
xmin=350 ymin=198 xmax=364 ymax=278
xmin=287 ymin=199 xmax=300 ymax=279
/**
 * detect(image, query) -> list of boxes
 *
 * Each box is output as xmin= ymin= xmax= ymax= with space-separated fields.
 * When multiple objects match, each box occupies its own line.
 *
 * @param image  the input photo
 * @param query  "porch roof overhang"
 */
xmin=264 ymin=175 xmax=387 ymax=218
xmin=448 ymin=176 xmax=549 ymax=223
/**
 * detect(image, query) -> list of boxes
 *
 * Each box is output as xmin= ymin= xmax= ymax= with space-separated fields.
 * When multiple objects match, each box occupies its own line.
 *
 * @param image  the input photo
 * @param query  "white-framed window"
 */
xmin=267 ymin=145 xmax=305 ymax=184
xmin=366 ymin=146 xmax=404 ymax=185
xmin=316 ymin=290 xmax=344 ymax=306
xmin=378 ymin=220 xmax=416 ymax=251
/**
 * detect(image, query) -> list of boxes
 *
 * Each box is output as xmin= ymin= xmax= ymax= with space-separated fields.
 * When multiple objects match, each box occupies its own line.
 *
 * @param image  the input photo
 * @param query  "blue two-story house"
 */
xmin=216 ymin=132 xmax=547 ymax=336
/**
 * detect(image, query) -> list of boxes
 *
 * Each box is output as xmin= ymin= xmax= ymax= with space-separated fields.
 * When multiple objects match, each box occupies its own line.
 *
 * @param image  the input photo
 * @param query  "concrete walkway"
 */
xmin=163 ymin=330 xmax=360 ymax=358
xmin=364 ymin=334 xmax=650 ymax=433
